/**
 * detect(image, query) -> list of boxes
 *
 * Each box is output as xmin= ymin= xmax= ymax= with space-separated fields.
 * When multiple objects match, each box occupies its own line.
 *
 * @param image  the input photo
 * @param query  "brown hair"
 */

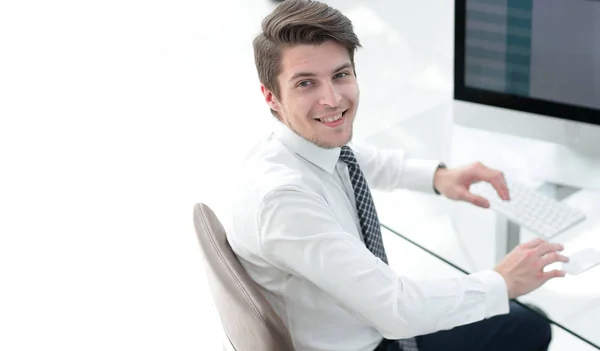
xmin=252 ymin=0 xmax=361 ymax=116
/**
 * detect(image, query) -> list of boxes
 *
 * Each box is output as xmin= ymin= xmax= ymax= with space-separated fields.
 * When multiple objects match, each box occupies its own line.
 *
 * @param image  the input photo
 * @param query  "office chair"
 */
xmin=193 ymin=203 xmax=296 ymax=351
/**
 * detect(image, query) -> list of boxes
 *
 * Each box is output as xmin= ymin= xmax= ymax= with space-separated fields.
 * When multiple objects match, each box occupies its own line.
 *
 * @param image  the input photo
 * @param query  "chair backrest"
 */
xmin=193 ymin=203 xmax=296 ymax=351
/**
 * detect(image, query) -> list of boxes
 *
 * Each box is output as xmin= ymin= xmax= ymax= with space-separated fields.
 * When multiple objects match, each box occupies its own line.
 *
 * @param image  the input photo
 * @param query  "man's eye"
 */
xmin=298 ymin=80 xmax=313 ymax=88
xmin=334 ymin=72 xmax=349 ymax=79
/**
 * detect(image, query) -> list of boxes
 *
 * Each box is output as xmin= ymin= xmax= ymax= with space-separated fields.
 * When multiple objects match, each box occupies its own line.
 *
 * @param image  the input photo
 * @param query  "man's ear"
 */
xmin=261 ymin=85 xmax=280 ymax=112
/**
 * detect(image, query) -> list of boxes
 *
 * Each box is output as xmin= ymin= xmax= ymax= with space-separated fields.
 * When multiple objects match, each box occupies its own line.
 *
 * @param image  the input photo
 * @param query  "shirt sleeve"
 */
xmin=257 ymin=185 xmax=510 ymax=339
xmin=349 ymin=141 xmax=442 ymax=193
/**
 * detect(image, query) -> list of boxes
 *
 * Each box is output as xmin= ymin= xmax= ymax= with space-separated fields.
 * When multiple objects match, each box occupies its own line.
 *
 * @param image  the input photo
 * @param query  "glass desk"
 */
xmin=374 ymin=188 xmax=600 ymax=350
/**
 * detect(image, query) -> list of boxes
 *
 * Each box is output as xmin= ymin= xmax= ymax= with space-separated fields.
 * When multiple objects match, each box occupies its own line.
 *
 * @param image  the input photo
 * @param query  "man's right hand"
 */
xmin=494 ymin=238 xmax=569 ymax=299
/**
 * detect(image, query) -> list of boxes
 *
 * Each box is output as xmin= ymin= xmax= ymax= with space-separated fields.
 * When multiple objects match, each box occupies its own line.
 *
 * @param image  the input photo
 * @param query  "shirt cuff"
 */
xmin=473 ymin=270 xmax=510 ymax=319
xmin=402 ymin=159 xmax=443 ymax=194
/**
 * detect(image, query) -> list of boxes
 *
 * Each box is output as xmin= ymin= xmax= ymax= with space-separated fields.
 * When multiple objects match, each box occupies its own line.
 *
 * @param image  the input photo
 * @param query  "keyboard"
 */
xmin=470 ymin=180 xmax=586 ymax=239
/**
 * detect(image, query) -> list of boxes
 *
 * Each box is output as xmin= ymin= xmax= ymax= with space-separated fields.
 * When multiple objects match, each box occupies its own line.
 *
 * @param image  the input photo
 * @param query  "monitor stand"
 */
xmin=528 ymin=143 xmax=600 ymax=191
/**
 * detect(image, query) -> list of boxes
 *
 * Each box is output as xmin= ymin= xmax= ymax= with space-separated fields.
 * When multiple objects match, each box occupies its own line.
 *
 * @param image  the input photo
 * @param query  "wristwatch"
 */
xmin=434 ymin=162 xmax=447 ymax=195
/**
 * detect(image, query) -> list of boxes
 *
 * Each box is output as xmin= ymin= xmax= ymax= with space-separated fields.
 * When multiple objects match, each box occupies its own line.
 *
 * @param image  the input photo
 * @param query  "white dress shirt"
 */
xmin=229 ymin=122 xmax=509 ymax=351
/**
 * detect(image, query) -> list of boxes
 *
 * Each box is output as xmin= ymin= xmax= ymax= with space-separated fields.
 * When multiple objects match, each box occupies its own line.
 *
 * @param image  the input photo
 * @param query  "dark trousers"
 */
xmin=376 ymin=301 xmax=552 ymax=351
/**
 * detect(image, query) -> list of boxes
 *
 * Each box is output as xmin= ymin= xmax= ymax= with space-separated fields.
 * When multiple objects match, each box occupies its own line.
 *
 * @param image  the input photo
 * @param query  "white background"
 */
xmin=1 ymin=1 xmax=275 ymax=349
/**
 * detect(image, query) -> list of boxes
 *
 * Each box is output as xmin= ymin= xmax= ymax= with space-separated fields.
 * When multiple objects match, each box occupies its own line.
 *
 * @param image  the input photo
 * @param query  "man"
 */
xmin=229 ymin=1 xmax=568 ymax=350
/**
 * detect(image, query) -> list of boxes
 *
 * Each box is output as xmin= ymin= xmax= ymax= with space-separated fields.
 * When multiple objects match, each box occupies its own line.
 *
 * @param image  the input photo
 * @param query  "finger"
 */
xmin=541 ymin=252 xmax=570 ymax=266
xmin=489 ymin=173 xmax=510 ymax=201
xmin=461 ymin=190 xmax=490 ymax=208
xmin=540 ymin=269 xmax=566 ymax=282
xmin=499 ymin=175 xmax=510 ymax=201
xmin=475 ymin=167 xmax=510 ymax=201
xmin=535 ymin=242 xmax=565 ymax=256
xmin=522 ymin=237 xmax=545 ymax=249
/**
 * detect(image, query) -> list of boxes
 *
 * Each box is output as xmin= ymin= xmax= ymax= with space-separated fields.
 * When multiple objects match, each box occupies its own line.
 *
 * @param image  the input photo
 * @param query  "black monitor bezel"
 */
xmin=453 ymin=0 xmax=599 ymax=127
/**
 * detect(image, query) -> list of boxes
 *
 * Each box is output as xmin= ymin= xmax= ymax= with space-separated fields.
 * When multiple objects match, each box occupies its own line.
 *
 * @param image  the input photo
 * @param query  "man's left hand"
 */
xmin=434 ymin=162 xmax=510 ymax=208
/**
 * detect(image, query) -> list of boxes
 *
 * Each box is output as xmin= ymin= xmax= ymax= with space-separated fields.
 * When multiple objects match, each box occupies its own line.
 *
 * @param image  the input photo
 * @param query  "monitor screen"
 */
xmin=454 ymin=0 xmax=600 ymax=126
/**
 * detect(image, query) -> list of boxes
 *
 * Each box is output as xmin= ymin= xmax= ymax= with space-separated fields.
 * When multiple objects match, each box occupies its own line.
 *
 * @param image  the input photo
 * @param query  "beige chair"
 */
xmin=193 ymin=203 xmax=296 ymax=351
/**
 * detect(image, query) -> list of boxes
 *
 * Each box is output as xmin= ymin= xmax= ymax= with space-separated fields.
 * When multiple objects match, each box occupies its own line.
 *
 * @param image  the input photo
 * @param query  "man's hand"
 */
xmin=494 ymin=238 xmax=568 ymax=299
xmin=434 ymin=162 xmax=510 ymax=208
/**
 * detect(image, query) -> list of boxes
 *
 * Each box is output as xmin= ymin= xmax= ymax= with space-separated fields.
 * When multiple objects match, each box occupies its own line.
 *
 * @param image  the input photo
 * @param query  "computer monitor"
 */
xmin=453 ymin=0 xmax=600 ymax=189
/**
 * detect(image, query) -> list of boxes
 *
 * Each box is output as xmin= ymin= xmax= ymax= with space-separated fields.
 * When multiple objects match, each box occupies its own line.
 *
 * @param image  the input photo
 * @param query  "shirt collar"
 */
xmin=274 ymin=122 xmax=341 ymax=174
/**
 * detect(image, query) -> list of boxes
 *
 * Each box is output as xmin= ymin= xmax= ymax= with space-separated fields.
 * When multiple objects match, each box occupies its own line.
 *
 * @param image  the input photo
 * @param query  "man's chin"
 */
xmin=317 ymin=130 xmax=353 ymax=149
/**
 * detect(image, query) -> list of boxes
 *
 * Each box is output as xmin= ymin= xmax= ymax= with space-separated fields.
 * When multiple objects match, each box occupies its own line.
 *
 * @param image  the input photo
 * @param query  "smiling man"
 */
xmin=228 ymin=1 xmax=566 ymax=350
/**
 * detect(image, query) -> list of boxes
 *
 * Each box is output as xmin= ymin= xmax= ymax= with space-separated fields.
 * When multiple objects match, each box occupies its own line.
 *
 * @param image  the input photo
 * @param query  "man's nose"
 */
xmin=319 ymin=82 xmax=341 ymax=107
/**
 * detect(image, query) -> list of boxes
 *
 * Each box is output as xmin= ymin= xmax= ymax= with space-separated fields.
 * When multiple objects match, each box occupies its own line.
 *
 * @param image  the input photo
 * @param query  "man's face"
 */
xmin=262 ymin=40 xmax=359 ymax=149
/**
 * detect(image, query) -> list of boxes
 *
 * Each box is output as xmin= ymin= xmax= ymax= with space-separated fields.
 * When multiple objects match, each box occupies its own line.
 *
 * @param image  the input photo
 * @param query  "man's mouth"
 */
xmin=314 ymin=110 xmax=347 ymax=123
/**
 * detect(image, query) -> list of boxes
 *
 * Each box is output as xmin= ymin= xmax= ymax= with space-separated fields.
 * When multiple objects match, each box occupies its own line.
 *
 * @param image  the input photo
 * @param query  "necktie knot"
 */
xmin=339 ymin=146 xmax=358 ymax=167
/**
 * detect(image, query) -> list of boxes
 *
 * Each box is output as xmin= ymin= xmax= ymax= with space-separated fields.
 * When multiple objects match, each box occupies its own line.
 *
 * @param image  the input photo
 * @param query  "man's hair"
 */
xmin=253 ymin=0 xmax=361 ymax=115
